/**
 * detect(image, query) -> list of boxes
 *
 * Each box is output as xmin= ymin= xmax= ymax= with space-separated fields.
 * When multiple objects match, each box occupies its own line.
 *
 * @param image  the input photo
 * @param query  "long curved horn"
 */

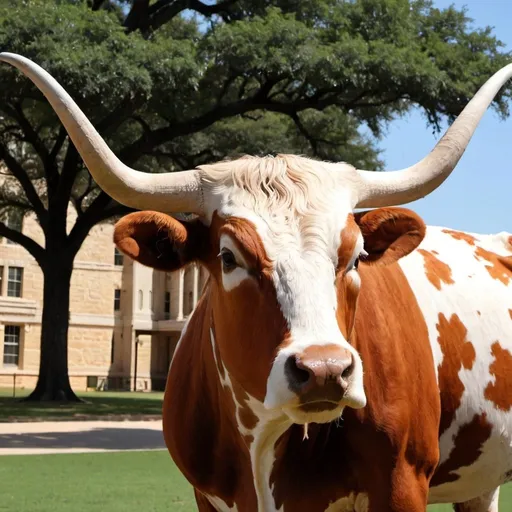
xmin=353 ymin=63 xmax=512 ymax=208
xmin=0 ymin=53 xmax=203 ymax=214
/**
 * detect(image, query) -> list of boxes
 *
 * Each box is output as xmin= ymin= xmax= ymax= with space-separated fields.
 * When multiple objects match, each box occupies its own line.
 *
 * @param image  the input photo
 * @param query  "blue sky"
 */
xmin=380 ymin=0 xmax=512 ymax=234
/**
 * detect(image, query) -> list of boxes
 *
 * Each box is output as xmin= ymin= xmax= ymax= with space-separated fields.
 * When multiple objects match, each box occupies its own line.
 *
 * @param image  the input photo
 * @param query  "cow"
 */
xmin=2 ymin=53 xmax=512 ymax=512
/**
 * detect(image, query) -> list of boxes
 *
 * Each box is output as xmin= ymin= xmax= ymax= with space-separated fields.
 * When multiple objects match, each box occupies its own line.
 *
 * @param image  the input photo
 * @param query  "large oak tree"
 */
xmin=0 ymin=0 xmax=510 ymax=401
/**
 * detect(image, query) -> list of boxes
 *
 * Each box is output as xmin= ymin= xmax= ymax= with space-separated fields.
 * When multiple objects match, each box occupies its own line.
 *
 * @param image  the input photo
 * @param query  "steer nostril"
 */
xmin=341 ymin=359 xmax=354 ymax=380
xmin=284 ymin=355 xmax=313 ymax=392
xmin=294 ymin=366 xmax=311 ymax=385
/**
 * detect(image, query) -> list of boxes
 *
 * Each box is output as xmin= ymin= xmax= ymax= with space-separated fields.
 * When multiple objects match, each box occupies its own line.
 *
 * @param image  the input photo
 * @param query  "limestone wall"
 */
xmin=0 ymin=208 xmax=208 ymax=392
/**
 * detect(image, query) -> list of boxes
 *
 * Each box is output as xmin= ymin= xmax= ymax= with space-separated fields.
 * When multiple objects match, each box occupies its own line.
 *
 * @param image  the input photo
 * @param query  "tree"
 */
xmin=0 ymin=0 xmax=510 ymax=401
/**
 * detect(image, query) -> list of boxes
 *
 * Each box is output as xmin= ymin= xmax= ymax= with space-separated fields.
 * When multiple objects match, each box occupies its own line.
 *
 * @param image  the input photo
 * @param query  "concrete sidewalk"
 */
xmin=0 ymin=420 xmax=166 ymax=455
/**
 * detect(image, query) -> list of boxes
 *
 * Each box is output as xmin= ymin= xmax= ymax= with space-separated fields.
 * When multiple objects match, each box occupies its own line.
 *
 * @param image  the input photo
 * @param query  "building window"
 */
xmin=164 ymin=292 xmax=170 ymax=319
xmin=7 ymin=267 xmax=23 ymax=297
xmin=114 ymin=248 xmax=123 ymax=266
xmin=3 ymin=325 xmax=20 ymax=366
xmin=138 ymin=290 xmax=143 ymax=310
xmin=114 ymin=289 xmax=121 ymax=311
xmin=0 ymin=266 xmax=3 ymax=295
xmin=110 ymin=333 xmax=115 ymax=365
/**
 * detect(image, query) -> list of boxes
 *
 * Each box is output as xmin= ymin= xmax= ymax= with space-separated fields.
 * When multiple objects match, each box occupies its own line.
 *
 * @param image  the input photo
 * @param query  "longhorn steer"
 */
xmin=2 ymin=53 xmax=512 ymax=512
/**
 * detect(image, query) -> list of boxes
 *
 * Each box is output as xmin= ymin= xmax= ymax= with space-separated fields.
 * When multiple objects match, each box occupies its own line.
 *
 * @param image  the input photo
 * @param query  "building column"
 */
xmin=177 ymin=268 xmax=184 ymax=321
xmin=1 ymin=266 xmax=7 ymax=296
xmin=192 ymin=265 xmax=199 ymax=309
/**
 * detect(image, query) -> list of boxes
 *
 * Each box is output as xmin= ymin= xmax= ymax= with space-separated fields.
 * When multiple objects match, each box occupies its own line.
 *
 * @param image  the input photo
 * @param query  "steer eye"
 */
xmin=219 ymin=248 xmax=237 ymax=271
xmin=348 ymin=249 xmax=368 ymax=273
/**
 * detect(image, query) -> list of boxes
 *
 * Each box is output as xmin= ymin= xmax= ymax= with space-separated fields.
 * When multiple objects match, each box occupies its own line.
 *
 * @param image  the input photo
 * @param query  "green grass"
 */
xmin=0 ymin=450 xmax=509 ymax=511
xmin=0 ymin=388 xmax=164 ymax=421
xmin=430 ymin=484 xmax=512 ymax=511
xmin=0 ymin=451 xmax=194 ymax=512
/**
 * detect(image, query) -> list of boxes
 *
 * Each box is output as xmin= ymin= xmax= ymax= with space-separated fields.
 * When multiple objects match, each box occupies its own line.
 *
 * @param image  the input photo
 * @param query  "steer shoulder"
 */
xmin=163 ymin=290 xmax=257 ymax=509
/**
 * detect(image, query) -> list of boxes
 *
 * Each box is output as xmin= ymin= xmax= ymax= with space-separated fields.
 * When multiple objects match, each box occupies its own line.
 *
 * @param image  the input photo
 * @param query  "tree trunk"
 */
xmin=23 ymin=255 xmax=82 ymax=402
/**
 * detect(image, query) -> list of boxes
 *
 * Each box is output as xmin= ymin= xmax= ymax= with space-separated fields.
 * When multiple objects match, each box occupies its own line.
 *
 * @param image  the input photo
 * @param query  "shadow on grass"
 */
xmin=0 ymin=391 xmax=164 ymax=421
xmin=0 ymin=427 xmax=166 ymax=451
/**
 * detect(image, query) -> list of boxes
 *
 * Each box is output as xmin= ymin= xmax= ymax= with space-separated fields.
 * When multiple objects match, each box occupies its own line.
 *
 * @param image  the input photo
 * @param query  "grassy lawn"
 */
xmin=0 ymin=451 xmax=194 ymax=512
xmin=0 ymin=450 xmax=509 ymax=511
xmin=430 ymin=486 xmax=512 ymax=511
xmin=0 ymin=388 xmax=164 ymax=421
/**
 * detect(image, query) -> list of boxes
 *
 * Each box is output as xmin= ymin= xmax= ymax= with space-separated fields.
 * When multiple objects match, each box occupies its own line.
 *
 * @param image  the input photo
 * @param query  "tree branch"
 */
xmin=0 ymin=198 xmax=33 ymax=211
xmin=146 ymin=0 xmax=238 ymax=34
xmin=67 ymin=191 xmax=113 ymax=252
xmin=131 ymin=115 xmax=152 ymax=136
xmin=53 ymin=143 xmax=79 ymax=215
xmin=0 ymin=221 xmax=45 ymax=265
xmin=68 ymin=192 xmax=133 ymax=255
xmin=217 ymin=72 xmax=238 ymax=105
xmin=188 ymin=0 xmax=238 ymax=17
xmin=291 ymin=112 xmax=319 ymax=155
xmin=117 ymin=79 xmax=408 ymax=168
xmin=96 ymin=94 xmax=143 ymax=135
xmin=91 ymin=0 xmax=107 ymax=11
xmin=124 ymin=0 xmax=151 ymax=33
xmin=119 ymin=97 xmax=251 ymax=164
xmin=56 ymin=94 xmax=142 ymax=210
xmin=149 ymin=147 xmax=216 ymax=168
xmin=0 ymin=143 xmax=48 ymax=229
xmin=71 ymin=173 xmax=96 ymax=217
xmin=5 ymin=103 xmax=61 ymax=186
xmin=49 ymin=127 xmax=67 ymax=162
xmin=118 ymin=90 xmax=338 ymax=164
xmin=9 ymin=104 xmax=49 ymax=162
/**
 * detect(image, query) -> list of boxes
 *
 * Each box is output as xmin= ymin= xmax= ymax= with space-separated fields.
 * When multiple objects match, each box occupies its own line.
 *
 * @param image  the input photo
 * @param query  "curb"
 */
xmin=1 ymin=414 xmax=163 ymax=423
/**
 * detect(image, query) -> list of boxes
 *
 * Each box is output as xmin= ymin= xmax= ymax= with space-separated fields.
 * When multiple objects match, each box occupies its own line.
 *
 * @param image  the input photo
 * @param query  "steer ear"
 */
xmin=113 ymin=211 xmax=209 ymax=271
xmin=354 ymin=207 xmax=426 ymax=266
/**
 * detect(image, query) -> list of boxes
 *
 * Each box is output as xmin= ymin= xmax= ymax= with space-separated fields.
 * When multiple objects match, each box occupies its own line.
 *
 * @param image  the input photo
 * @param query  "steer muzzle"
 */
xmin=285 ymin=344 xmax=354 ymax=412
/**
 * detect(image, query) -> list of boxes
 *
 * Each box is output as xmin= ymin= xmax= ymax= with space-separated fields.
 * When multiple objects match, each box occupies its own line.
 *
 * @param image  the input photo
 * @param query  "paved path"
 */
xmin=0 ymin=420 xmax=166 ymax=455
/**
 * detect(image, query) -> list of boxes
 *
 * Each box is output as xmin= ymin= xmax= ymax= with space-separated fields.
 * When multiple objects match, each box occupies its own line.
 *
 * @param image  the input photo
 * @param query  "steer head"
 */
xmin=2 ymin=53 xmax=511 ymax=425
xmin=112 ymin=165 xmax=426 ymax=424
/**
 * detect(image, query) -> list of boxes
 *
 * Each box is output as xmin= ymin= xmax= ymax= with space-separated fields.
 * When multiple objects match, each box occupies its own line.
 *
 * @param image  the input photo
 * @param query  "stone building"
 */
xmin=0 ymin=209 xmax=207 ymax=392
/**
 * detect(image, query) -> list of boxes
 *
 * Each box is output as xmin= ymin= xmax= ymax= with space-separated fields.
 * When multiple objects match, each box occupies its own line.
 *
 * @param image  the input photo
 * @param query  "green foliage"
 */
xmin=0 ymin=0 xmax=509 ymax=189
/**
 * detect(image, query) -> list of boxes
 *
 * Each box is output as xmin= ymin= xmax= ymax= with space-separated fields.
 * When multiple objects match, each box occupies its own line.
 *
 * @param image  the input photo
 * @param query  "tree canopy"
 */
xmin=0 ymin=0 xmax=510 ymax=400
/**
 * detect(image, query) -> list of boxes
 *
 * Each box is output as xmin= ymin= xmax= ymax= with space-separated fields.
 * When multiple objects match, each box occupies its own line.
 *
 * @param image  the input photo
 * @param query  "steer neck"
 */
xmin=209 ymin=313 xmax=294 ymax=511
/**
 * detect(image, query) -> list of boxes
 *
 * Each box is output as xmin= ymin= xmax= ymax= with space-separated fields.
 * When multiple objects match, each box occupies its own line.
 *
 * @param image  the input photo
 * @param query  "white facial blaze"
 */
xmin=263 ymin=222 xmax=367 ymax=418
xmin=215 ymin=185 xmax=367 ymax=422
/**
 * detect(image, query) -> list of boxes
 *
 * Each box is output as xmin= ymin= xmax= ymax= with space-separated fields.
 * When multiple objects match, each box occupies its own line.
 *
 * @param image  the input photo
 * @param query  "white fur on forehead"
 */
xmin=198 ymin=154 xmax=357 ymax=219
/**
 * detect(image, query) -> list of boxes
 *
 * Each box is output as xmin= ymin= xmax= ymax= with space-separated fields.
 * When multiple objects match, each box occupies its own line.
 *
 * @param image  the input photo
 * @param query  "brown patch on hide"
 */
xmin=418 ymin=249 xmax=454 ymax=291
xmin=442 ymin=229 xmax=476 ymax=246
xmin=431 ymin=413 xmax=492 ymax=486
xmin=484 ymin=342 xmax=512 ymax=411
xmin=474 ymin=246 xmax=512 ymax=285
xmin=436 ymin=313 xmax=476 ymax=436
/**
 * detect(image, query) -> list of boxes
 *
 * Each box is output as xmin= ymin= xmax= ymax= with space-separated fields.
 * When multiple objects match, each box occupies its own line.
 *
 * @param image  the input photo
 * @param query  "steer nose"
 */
xmin=285 ymin=345 xmax=354 ymax=402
